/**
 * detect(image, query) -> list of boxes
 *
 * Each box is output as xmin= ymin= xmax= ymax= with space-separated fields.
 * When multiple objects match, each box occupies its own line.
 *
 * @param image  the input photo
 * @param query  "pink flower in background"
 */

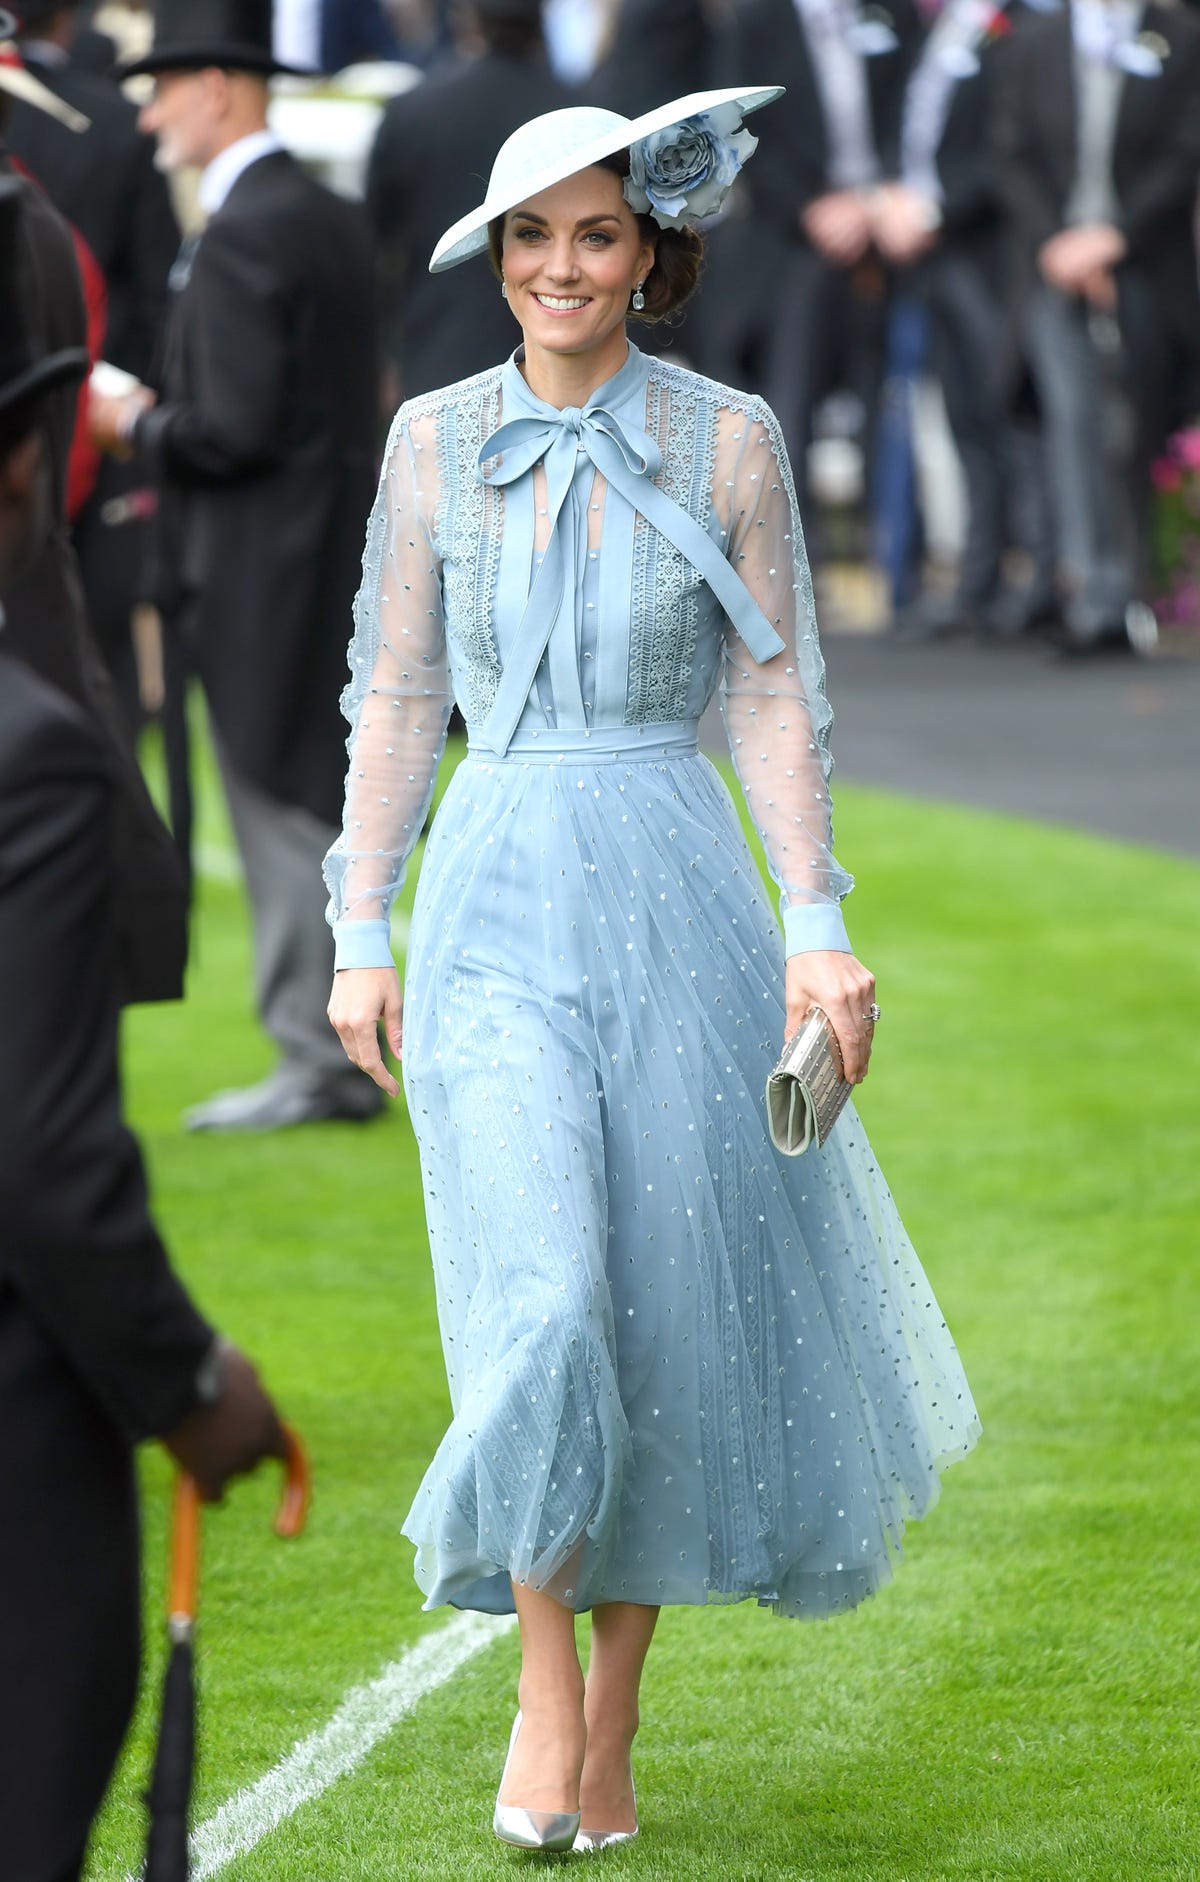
xmin=1152 ymin=428 xmax=1200 ymax=634
xmin=1173 ymin=429 xmax=1200 ymax=472
xmin=1151 ymin=456 xmax=1183 ymax=493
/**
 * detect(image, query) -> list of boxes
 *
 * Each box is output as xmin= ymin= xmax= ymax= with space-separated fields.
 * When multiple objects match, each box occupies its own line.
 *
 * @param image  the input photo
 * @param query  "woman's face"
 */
xmin=500 ymin=167 xmax=657 ymax=373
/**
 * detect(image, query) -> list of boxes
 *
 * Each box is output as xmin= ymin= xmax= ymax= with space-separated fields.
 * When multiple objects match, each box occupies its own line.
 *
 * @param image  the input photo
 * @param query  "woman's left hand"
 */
xmin=784 ymin=951 xmax=878 ymax=1084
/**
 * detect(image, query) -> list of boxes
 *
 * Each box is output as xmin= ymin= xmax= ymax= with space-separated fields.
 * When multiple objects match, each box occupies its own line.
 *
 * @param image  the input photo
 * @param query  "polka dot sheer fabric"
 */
xmin=324 ymin=344 xmax=978 ymax=1619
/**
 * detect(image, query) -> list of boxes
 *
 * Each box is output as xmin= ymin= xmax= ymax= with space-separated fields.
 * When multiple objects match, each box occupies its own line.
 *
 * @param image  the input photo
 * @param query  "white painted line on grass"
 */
xmin=125 ymin=1610 xmax=517 ymax=1881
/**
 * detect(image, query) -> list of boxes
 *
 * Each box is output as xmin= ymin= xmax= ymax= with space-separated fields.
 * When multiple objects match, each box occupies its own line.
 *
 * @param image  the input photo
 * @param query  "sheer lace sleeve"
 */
xmin=323 ymin=407 xmax=452 ymax=970
xmin=715 ymin=399 xmax=855 ymax=956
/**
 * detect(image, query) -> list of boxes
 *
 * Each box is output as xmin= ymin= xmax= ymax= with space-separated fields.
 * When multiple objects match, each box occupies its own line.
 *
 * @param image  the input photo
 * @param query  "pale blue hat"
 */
xmin=429 ymin=85 xmax=782 ymax=274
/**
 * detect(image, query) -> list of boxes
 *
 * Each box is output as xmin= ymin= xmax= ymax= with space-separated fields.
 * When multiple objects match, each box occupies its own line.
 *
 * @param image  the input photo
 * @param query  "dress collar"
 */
xmin=499 ymin=340 xmax=651 ymax=426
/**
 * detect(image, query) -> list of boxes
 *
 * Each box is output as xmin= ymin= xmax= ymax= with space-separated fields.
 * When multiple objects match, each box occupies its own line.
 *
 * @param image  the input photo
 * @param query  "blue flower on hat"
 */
xmin=623 ymin=105 xmax=758 ymax=230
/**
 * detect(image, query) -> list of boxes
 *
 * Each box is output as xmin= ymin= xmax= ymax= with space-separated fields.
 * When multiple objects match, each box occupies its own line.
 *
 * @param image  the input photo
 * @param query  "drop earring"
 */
xmin=501 ymin=279 xmax=508 ymax=300
xmin=631 ymin=280 xmax=646 ymax=312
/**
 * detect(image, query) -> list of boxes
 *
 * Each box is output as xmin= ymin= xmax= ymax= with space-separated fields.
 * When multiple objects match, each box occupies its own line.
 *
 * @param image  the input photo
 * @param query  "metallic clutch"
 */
xmin=765 ymin=1006 xmax=851 ymax=1156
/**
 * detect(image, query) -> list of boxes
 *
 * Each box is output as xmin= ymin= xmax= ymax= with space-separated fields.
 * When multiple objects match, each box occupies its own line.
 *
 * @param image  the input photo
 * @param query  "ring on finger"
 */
xmin=862 ymin=1002 xmax=881 ymax=1023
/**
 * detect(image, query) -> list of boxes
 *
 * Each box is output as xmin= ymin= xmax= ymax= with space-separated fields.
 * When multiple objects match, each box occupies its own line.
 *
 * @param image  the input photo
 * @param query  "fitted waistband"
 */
xmin=467 ymin=722 xmax=701 ymax=766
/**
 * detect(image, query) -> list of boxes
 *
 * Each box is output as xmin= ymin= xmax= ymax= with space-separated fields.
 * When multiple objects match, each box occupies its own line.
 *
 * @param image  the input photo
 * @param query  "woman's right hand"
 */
xmin=327 ymin=966 xmax=404 ymax=1097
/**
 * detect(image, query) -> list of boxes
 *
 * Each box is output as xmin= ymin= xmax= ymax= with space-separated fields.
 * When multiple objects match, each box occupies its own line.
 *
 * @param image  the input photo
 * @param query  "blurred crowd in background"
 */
xmin=6 ymin=0 xmax=1200 ymax=704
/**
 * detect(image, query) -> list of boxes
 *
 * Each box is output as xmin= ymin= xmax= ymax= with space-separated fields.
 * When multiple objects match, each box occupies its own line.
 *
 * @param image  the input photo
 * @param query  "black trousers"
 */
xmin=916 ymin=248 xmax=1014 ymax=605
xmin=0 ymin=1288 xmax=140 ymax=1882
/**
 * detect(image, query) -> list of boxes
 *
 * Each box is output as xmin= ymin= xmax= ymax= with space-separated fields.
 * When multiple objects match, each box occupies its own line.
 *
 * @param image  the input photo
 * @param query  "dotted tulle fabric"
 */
xmin=324 ymin=344 xmax=979 ymax=1619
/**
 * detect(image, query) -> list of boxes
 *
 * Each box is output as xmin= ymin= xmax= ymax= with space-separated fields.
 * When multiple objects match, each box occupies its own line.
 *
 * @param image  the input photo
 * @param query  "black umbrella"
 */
xmin=144 ymin=1427 xmax=311 ymax=1881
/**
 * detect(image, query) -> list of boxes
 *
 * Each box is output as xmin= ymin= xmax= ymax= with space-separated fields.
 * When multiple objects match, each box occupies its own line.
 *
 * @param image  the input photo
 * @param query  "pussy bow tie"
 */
xmin=473 ymin=401 xmax=785 ymax=756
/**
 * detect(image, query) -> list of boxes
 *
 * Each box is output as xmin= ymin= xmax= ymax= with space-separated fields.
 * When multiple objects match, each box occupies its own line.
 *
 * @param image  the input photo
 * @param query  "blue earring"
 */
xmin=631 ymin=281 xmax=646 ymax=312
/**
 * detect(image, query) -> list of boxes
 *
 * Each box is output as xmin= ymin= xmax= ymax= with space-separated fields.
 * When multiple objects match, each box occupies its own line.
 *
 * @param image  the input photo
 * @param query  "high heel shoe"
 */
xmin=573 ymin=1771 xmax=638 ymax=1852
xmin=492 ymin=1711 xmax=582 ymax=1852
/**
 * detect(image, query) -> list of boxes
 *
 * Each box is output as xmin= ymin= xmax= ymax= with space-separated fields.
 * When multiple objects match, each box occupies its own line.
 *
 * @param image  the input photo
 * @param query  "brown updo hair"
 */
xmin=486 ymin=150 xmax=704 ymax=325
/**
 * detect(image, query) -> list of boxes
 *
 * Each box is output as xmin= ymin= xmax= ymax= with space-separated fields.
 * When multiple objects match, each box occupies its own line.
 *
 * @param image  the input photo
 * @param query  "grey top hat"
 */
xmin=119 ymin=0 xmax=317 ymax=79
xmin=0 ymin=177 xmax=89 ymax=423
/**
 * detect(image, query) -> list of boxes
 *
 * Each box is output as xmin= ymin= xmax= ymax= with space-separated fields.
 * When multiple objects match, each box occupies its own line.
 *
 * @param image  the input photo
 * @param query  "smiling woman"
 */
xmin=323 ymin=85 xmax=979 ymax=1863
xmin=491 ymin=169 xmax=658 ymax=395
xmin=487 ymin=158 xmax=703 ymax=360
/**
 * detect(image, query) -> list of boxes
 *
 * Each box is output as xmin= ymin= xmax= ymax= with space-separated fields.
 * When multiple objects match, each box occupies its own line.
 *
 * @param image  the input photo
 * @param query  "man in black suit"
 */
xmin=585 ymin=0 xmax=715 ymax=117
xmin=713 ymin=0 xmax=923 ymax=491
xmin=0 ymin=174 xmax=285 ymax=1882
xmin=93 ymin=0 xmax=384 ymax=1130
xmin=996 ymin=0 xmax=1200 ymax=651
xmin=6 ymin=0 xmax=190 ymax=861
xmin=881 ymin=0 xmax=1055 ymax=638
xmin=366 ymin=0 xmax=573 ymax=401
xmin=0 ymin=26 xmax=190 ymax=1005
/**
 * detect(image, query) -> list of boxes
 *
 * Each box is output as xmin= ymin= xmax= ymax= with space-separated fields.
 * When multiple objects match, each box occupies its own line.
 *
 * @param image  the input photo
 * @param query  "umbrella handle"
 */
xmin=168 ymin=1473 xmax=202 ymax=1629
xmin=273 ymin=1425 xmax=312 ymax=1539
xmin=168 ymin=1424 xmax=311 ymax=1624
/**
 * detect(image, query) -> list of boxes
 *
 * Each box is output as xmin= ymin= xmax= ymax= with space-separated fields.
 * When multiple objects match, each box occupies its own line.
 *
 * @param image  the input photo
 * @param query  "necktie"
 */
xmin=474 ymin=400 xmax=785 ymax=756
xmin=168 ymin=230 xmax=202 ymax=294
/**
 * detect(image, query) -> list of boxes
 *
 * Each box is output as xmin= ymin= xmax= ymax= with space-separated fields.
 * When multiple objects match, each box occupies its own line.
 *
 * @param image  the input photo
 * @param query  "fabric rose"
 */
xmin=623 ymin=105 xmax=758 ymax=231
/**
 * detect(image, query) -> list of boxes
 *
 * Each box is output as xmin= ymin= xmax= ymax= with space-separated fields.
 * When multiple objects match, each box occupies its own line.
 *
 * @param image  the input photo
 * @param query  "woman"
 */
xmin=326 ymin=89 xmax=979 ymax=1854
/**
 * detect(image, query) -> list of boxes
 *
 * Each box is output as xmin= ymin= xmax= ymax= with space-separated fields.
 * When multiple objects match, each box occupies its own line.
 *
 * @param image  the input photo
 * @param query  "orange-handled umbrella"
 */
xmin=143 ymin=1427 xmax=311 ymax=1881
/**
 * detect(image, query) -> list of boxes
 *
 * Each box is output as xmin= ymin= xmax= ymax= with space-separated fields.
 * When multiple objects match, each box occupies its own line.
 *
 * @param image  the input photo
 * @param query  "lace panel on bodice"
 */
xmin=626 ymin=362 xmax=718 ymax=724
xmin=432 ymin=371 xmax=504 ymax=725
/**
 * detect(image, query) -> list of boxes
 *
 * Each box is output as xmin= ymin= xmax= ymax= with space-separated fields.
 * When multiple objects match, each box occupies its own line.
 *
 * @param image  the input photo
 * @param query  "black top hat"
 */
xmin=0 ymin=178 xmax=89 ymax=424
xmin=119 ymin=0 xmax=316 ymax=80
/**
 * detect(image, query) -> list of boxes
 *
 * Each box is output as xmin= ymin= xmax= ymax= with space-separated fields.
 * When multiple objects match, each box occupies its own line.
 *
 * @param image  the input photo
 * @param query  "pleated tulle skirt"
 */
xmin=400 ymin=725 xmax=979 ymax=1620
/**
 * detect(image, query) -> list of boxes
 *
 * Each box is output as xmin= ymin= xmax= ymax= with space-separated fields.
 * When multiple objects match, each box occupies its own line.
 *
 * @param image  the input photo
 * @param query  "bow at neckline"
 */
xmin=471 ymin=347 xmax=786 ymax=757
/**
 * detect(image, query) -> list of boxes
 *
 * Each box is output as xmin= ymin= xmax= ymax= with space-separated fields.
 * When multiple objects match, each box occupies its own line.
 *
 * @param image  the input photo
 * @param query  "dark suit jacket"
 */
xmin=137 ymin=150 xmax=378 ymax=824
xmin=0 ymin=650 xmax=212 ymax=1875
xmin=0 ymin=652 xmax=213 ymax=1440
xmin=586 ymin=0 xmax=716 ymax=115
xmin=722 ymin=0 xmax=923 ymax=238
xmin=366 ymin=53 xmax=574 ymax=399
xmin=995 ymin=1 xmax=1200 ymax=333
xmin=0 ymin=154 xmax=190 ymax=1002
xmin=7 ymin=51 xmax=179 ymax=380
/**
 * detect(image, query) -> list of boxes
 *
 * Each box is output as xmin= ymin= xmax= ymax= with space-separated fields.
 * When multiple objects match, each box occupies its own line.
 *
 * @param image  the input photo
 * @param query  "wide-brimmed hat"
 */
xmin=119 ymin=0 xmax=316 ymax=80
xmin=0 ymin=176 xmax=89 ymax=423
xmin=0 ymin=14 xmax=90 ymax=127
xmin=428 ymin=85 xmax=783 ymax=274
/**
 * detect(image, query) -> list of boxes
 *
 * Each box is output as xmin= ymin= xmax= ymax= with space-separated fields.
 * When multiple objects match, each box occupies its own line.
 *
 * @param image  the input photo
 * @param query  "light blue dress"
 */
xmin=324 ymin=342 xmax=979 ymax=1620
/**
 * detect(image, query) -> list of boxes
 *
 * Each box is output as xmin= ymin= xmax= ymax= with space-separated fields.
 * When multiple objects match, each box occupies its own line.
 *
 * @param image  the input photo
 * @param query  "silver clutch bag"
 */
xmin=765 ymin=1006 xmax=851 ymax=1155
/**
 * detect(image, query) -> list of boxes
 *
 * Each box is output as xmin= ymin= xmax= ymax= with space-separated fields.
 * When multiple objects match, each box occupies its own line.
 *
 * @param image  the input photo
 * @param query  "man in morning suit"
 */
xmin=996 ymin=0 xmax=1200 ymax=652
xmin=366 ymin=0 xmax=573 ymax=401
xmin=714 ymin=0 xmax=923 ymax=497
xmin=880 ymin=0 xmax=1056 ymax=640
xmin=0 ymin=175 xmax=285 ymax=1882
xmin=92 ymin=0 xmax=384 ymax=1129
xmin=0 ymin=17 xmax=190 ymax=1005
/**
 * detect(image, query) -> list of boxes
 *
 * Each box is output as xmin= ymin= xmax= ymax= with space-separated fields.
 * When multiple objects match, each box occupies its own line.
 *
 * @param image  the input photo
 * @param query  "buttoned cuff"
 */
xmin=333 ymin=919 xmax=395 ymax=971
xmin=782 ymin=902 xmax=852 ymax=957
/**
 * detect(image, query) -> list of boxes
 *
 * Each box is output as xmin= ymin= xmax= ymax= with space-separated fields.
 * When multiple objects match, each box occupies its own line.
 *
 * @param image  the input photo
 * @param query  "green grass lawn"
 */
xmin=88 ymin=730 xmax=1200 ymax=1882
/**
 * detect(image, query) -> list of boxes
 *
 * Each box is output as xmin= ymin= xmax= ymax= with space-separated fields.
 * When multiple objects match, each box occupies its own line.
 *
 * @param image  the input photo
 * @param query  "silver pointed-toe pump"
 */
xmin=492 ymin=1712 xmax=582 ymax=1852
xmin=573 ymin=1825 xmax=639 ymax=1853
xmin=573 ymin=1770 xmax=638 ymax=1853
